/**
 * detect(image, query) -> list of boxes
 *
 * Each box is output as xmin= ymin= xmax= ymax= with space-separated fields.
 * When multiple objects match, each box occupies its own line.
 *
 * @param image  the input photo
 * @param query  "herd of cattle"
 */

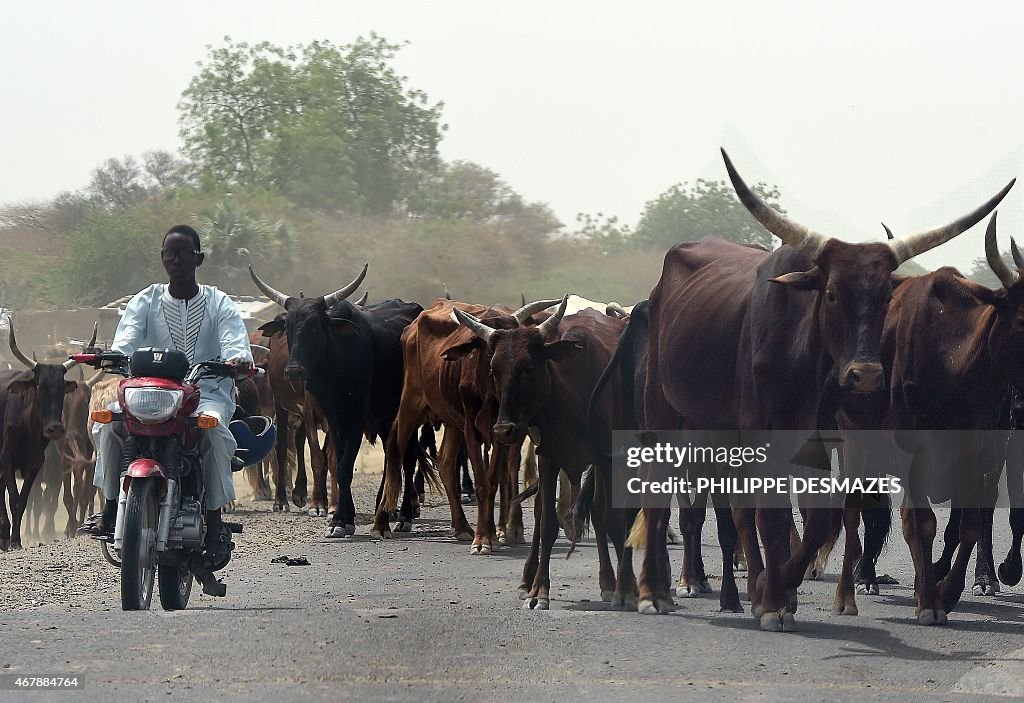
xmin=4 ymin=148 xmax=1024 ymax=634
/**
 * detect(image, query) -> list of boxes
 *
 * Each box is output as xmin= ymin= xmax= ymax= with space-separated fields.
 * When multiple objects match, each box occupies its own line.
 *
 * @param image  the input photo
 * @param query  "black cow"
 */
xmin=250 ymin=265 xmax=424 ymax=537
xmin=0 ymin=320 xmax=88 ymax=550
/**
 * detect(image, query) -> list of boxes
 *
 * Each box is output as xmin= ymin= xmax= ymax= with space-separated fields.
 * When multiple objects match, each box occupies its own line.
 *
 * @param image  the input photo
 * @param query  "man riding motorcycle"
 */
xmin=79 ymin=224 xmax=253 ymax=562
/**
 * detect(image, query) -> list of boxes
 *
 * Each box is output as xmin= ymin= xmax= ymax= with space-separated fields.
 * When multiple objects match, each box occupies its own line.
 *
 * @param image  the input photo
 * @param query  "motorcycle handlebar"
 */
xmin=69 ymin=353 xmax=262 ymax=379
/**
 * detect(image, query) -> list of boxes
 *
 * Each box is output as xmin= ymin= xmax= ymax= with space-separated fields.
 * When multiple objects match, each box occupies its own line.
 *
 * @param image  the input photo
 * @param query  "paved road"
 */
xmin=1 ymin=484 xmax=1023 ymax=702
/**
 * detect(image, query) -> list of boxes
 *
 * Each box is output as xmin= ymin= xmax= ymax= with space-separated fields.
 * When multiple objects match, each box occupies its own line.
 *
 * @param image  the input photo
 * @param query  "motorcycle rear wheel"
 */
xmin=158 ymin=564 xmax=193 ymax=610
xmin=121 ymin=478 xmax=158 ymax=611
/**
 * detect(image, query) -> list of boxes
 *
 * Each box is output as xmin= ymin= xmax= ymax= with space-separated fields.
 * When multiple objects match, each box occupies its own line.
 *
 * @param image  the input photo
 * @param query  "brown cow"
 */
xmin=869 ymin=214 xmax=1024 ymax=625
xmin=376 ymin=298 xmax=559 ymax=553
xmin=634 ymin=149 xmax=1012 ymax=632
xmin=451 ymin=299 xmax=627 ymax=608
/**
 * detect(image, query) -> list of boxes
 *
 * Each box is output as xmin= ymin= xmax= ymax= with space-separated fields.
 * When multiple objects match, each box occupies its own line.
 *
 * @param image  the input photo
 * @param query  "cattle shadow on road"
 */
xmin=876 ymin=593 xmax=1024 ymax=623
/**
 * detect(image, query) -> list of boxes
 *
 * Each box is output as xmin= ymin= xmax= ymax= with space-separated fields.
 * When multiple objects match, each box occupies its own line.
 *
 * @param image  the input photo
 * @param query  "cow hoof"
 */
xmin=454 ymin=530 xmax=473 ymax=542
xmin=760 ymin=609 xmax=796 ymax=632
xmin=677 ymin=584 xmax=701 ymax=598
xmin=518 ymin=587 xmax=530 ymax=600
xmin=699 ymin=579 xmax=713 ymax=594
xmin=273 ymin=503 xmax=290 ymax=513
xmin=856 ymin=583 xmax=880 ymax=596
xmin=394 ymin=521 xmax=413 ymax=533
xmin=345 ymin=524 xmax=355 ymax=536
xmin=470 ymin=543 xmax=491 ymax=555
xmin=998 ymin=558 xmax=1023 ymax=587
xmin=973 ymin=582 xmax=998 ymax=597
xmin=752 ymin=603 xmax=764 ymax=619
xmin=522 ymin=597 xmax=549 ymax=610
xmin=506 ymin=528 xmax=525 ymax=544
xmin=496 ymin=528 xmax=507 ymax=545
xmin=370 ymin=529 xmax=394 ymax=540
xmin=325 ymin=525 xmax=349 ymax=539
xmin=308 ymin=507 xmax=326 ymax=518
xmin=917 ymin=608 xmax=948 ymax=626
xmin=832 ymin=601 xmax=859 ymax=616
xmin=600 ymin=589 xmax=615 ymax=602
xmin=637 ymin=597 xmax=673 ymax=615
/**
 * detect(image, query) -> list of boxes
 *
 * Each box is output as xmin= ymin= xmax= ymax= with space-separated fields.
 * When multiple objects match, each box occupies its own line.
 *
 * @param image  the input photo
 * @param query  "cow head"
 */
xmin=249 ymin=265 xmax=366 ymax=380
xmin=953 ymin=214 xmax=1024 ymax=383
xmin=723 ymin=148 xmax=1014 ymax=394
xmin=450 ymin=296 xmax=581 ymax=445
xmin=5 ymin=318 xmax=82 ymax=440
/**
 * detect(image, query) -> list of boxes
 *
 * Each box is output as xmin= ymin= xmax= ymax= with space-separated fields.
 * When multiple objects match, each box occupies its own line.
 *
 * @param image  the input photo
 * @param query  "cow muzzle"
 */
xmin=43 ymin=423 xmax=66 ymax=440
xmin=284 ymin=365 xmax=307 ymax=381
xmin=841 ymin=362 xmax=885 ymax=394
xmin=492 ymin=422 xmax=523 ymax=445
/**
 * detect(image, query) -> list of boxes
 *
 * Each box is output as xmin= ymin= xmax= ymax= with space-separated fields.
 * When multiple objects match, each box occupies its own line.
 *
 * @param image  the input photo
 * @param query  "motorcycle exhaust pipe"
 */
xmin=112 ymin=484 xmax=128 ymax=550
xmin=156 ymin=478 xmax=178 ymax=552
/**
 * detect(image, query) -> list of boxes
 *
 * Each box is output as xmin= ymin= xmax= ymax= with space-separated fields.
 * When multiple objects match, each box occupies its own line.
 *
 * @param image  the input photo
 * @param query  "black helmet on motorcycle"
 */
xmin=228 ymin=416 xmax=276 ymax=469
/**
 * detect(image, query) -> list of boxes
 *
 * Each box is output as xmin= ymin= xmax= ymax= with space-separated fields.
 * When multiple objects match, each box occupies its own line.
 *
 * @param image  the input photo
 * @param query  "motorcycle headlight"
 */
xmin=124 ymin=387 xmax=184 ymax=424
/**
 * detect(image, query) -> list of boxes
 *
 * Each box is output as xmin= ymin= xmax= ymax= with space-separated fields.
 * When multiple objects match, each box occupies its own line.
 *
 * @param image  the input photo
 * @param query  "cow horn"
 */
xmin=513 ymin=298 xmax=562 ymax=325
xmin=722 ymin=148 xmax=830 ymax=260
xmin=355 ymin=291 xmax=368 ymax=307
xmin=1011 ymin=237 xmax=1024 ymax=269
xmin=985 ymin=213 xmax=1018 ymax=289
xmin=881 ymin=223 xmax=894 ymax=240
xmin=537 ymin=295 xmax=569 ymax=340
xmin=888 ymin=179 xmax=1015 ymax=265
xmin=323 ymin=264 xmax=368 ymax=308
xmin=249 ymin=265 xmax=290 ymax=308
xmin=86 ymin=320 xmax=98 ymax=349
xmin=443 ymin=282 xmax=452 ymax=300
xmin=250 ymin=344 xmax=271 ymax=356
xmin=7 ymin=317 xmax=37 ymax=370
xmin=452 ymin=307 xmax=496 ymax=343
xmin=86 ymin=370 xmax=105 ymax=388
xmin=606 ymin=302 xmax=629 ymax=318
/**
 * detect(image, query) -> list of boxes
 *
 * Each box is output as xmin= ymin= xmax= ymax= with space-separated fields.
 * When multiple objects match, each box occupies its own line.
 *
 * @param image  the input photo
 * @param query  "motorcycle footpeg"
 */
xmin=224 ymin=522 xmax=243 ymax=534
xmin=194 ymin=568 xmax=227 ymax=597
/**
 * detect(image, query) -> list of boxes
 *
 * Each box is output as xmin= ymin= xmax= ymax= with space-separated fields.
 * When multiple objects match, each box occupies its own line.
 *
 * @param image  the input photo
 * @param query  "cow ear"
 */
xmin=258 ymin=319 xmax=285 ymax=338
xmin=328 ymin=318 xmax=361 ymax=335
xmin=890 ymin=273 xmax=910 ymax=290
xmin=770 ymin=267 xmax=825 ymax=290
xmin=543 ymin=340 xmax=584 ymax=363
xmin=7 ymin=372 xmax=35 ymax=393
xmin=441 ymin=339 xmax=481 ymax=361
xmin=65 ymin=381 xmax=79 ymax=394
xmin=955 ymin=276 xmax=1004 ymax=306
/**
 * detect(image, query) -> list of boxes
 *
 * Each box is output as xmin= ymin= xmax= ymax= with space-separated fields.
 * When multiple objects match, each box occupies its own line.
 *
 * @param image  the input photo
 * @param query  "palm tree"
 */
xmin=195 ymin=196 xmax=295 ymax=290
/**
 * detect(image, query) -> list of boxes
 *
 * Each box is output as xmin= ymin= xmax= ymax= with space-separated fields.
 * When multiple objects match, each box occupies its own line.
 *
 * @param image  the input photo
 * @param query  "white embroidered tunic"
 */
xmin=110 ymin=283 xmax=253 ymax=420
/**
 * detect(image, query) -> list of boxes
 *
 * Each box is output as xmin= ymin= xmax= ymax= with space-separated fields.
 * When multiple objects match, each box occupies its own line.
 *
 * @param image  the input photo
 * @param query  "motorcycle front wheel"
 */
xmin=158 ymin=564 xmax=193 ymax=610
xmin=121 ymin=477 xmax=158 ymax=610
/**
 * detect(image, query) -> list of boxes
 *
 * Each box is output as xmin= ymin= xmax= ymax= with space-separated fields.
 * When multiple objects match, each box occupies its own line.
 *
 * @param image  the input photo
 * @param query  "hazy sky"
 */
xmin=3 ymin=1 xmax=1023 ymax=272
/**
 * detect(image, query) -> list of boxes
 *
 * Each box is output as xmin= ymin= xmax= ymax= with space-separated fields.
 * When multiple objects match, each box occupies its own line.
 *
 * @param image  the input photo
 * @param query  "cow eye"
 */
xmin=825 ymin=290 xmax=837 ymax=304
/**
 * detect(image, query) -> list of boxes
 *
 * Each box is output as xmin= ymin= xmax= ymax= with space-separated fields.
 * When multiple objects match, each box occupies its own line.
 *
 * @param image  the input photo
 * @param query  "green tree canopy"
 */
xmin=178 ymin=35 xmax=446 ymax=214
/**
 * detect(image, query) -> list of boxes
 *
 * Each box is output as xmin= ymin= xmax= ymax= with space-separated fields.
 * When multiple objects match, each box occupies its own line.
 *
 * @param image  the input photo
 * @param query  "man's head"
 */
xmin=161 ymin=224 xmax=204 ymax=284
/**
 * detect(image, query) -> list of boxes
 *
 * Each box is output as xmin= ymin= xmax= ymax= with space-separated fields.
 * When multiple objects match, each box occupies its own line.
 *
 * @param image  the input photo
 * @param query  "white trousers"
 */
xmin=92 ymin=402 xmax=237 ymax=510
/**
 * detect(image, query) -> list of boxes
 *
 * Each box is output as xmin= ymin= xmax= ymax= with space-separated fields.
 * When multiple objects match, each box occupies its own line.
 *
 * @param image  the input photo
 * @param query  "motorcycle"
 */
xmin=72 ymin=347 xmax=265 ymax=611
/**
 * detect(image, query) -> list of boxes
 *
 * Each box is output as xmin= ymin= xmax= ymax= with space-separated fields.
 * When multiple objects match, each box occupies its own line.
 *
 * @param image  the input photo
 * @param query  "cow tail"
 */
xmin=566 ymin=466 xmax=595 ymax=559
xmin=513 ymin=480 xmax=539 ymax=505
xmin=626 ymin=508 xmax=648 ymax=550
xmin=413 ymin=435 xmax=444 ymax=496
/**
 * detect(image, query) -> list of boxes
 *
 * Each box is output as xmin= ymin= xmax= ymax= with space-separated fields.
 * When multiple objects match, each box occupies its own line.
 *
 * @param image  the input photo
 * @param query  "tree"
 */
xmin=967 ymin=253 xmax=1013 ymax=289
xmin=625 ymin=178 xmax=783 ymax=251
xmin=178 ymin=35 xmax=446 ymax=214
xmin=195 ymin=196 xmax=296 ymax=289
xmin=88 ymin=156 xmax=151 ymax=209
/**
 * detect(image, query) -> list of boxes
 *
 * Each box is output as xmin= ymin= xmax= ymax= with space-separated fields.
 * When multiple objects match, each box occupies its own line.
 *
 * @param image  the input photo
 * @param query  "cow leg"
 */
xmin=590 ymin=467 xmax=616 ymax=601
xmin=902 ymin=469 xmax=944 ymax=625
xmin=0 ymin=474 xmax=10 ymax=551
xmin=855 ymin=491 xmax=892 ymax=595
xmin=479 ymin=443 xmax=508 ymax=551
xmin=973 ymin=506 xmax=999 ymax=596
xmin=503 ymin=444 xmax=525 ymax=544
xmin=41 ymin=472 xmax=60 ymax=542
xmin=62 ymin=471 xmax=76 ymax=539
xmin=10 ymin=466 xmax=44 ymax=550
xmin=677 ymin=490 xmax=710 ymax=597
xmin=610 ymin=503 xmax=639 ymax=610
xmin=327 ymin=429 xmax=360 ymax=538
xmin=437 ymin=427 xmax=472 ymax=540
xmin=733 ymin=504 xmax=764 ymax=617
xmin=933 ymin=508 xmax=959 ymax=582
xmin=518 ymin=478 xmax=542 ymax=599
xmin=307 ymin=422 xmax=328 ymax=518
xmin=831 ymin=506 xmax=863 ymax=616
xmin=1000 ymin=433 xmax=1024 ymax=586
xmin=272 ymin=407 xmax=291 ymax=512
xmin=712 ymin=492 xmax=742 ymax=613
xmin=465 ymin=428 xmax=493 ymax=555
xmin=754 ymin=505 xmax=797 ymax=632
xmin=523 ymin=457 xmax=559 ymax=610
xmin=395 ymin=439 xmax=420 ymax=531
xmin=292 ymin=417 xmax=309 ymax=509
xmin=637 ymin=505 xmax=673 ymax=615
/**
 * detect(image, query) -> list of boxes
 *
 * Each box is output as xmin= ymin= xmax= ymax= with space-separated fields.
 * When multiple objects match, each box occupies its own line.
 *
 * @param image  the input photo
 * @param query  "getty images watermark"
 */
xmin=611 ymin=430 xmax=1014 ymax=509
